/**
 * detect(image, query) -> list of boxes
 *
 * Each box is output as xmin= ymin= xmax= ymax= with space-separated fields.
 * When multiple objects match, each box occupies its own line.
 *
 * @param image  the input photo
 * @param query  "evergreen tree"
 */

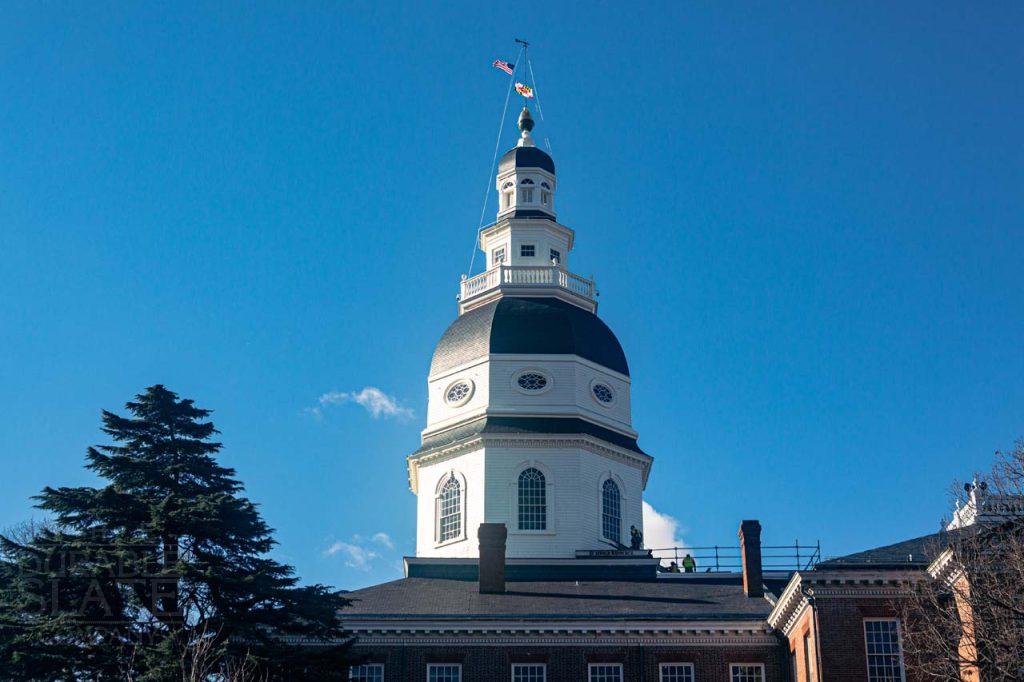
xmin=0 ymin=385 xmax=351 ymax=680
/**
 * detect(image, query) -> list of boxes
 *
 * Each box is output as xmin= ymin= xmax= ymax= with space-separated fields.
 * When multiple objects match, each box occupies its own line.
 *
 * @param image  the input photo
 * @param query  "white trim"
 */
xmin=728 ymin=663 xmax=766 ymax=682
xmin=658 ymin=662 xmax=695 ymax=681
xmin=350 ymin=663 xmax=385 ymax=679
xmin=434 ymin=470 xmax=467 ymax=546
xmin=426 ymin=662 xmax=463 ymax=681
xmin=511 ymin=662 xmax=546 ymax=681
xmin=587 ymin=663 xmax=623 ymax=681
xmin=863 ymin=618 xmax=907 ymax=682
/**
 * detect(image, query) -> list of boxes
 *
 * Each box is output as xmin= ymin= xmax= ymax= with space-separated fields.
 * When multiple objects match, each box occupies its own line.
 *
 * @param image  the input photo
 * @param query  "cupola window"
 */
xmin=437 ymin=475 xmax=462 ymax=543
xmin=541 ymin=190 xmax=551 ymax=206
xmin=492 ymin=246 xmax=506 ymax=265
xmin=444 ymin=379 xmax=474 ymax=406
xmin=592 ymin=383 xmax=614 ymax=405
xmin=601 ymin=479 xmax=621 ymax=544
xmin=549 ymin=249 xmax=561 ymax=265
xmin=516 ymin=372 xmax=548 ymax=391
xmin=521 ymin=188 xmax=534 ymax=203
xmin=517 ymin=468 xmax=547 ymax=530
xmin=520 ymin=244 xmax=535 ymax=257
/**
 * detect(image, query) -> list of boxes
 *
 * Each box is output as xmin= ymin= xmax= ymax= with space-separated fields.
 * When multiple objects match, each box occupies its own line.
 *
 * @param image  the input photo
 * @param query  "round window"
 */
xmin=516 ymin=372 xmax=548 ymax=391
xmin=591 ymin=383 xmax=614 ymax=405
xmin=444 ymin=380 xmax=474 ymax=406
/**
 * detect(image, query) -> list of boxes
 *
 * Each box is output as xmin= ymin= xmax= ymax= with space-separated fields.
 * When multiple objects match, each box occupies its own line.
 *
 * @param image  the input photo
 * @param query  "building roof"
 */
xmin=430 ymin=297 xmax=629 ymax=377
xmin=499 ymin=145 xmax=555 ymax=175
xmin=816 ymin=529 xmax=968 ymax=570
xmin=415 ymin=415 xmax=645 ymax=456
xmin=339 ymin=575 xmax=786 ymax=622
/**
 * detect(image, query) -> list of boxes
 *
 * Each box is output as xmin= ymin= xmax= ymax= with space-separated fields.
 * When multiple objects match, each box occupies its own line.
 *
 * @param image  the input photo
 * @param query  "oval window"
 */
xmin=444 ymin=380 xmax=474 ymax=406
xmin=592 ymin=383 xmax=614 ymax=405
xmin=516 ymin=372 xmax=548 ymax=392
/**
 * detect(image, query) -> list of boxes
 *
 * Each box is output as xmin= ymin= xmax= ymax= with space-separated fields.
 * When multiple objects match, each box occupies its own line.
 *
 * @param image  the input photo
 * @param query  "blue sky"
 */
xmin=1 ymin=2 xmax=1021 ymax=590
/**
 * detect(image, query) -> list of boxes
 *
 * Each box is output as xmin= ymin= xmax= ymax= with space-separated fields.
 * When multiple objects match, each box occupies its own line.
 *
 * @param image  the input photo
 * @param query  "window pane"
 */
xmin=589 ymin=664 xmax=623 ymax=682
xmin=518 ymin=468 xmax=547 ymax=530
xmin=438 ymin=477 xmax=461 ymax=542
xmin=512 ymin=663 xmax=546 ymax=682
xmin=428 ymin=664 xmax=461 ymax=682
xmin=602 ymin=479 xmax=621 ymax=544
xmin=660 ymin=664 xmax=694 ymax=682
xmin=865 ymin=620 xmax=905 ymax=682
xmin=731 ymin=664 xmax=765 ymax=682
xmin=350 ymin=664 xmax=384 ymax=682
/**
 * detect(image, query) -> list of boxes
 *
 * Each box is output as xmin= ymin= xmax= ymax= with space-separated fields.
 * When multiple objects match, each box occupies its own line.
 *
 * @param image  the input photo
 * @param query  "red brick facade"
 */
xmin=349 ymin=642 xmax=787 ymax=682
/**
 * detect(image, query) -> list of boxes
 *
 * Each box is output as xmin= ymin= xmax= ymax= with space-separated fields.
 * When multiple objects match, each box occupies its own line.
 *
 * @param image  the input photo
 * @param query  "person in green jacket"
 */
xmin=681 ymin=553 xmax=697 ymax=573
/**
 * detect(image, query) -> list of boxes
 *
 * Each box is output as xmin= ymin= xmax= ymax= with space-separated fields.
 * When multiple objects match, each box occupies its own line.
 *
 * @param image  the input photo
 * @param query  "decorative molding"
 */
xmin=407 ymin=433 xmax=653 ymax=494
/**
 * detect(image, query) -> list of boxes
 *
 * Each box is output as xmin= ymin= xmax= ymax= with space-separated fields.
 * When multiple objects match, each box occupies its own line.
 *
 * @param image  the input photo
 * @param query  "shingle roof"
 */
xmin=430 ymin=297 xmax=630 ymax=377
xmin=339 ymin=575 xmax=780 ymax=622
xmin=415 ymin=416 xmax=645 ymax=456
xmin=499 ymin=146 xmax=555 ymax=174
xmin=816 ymin=529 xmax=969 ymax=570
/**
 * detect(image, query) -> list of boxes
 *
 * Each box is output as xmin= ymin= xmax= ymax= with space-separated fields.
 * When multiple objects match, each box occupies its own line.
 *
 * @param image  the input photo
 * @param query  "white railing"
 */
xmin=460 ymin=265 xmax=596 ymax=303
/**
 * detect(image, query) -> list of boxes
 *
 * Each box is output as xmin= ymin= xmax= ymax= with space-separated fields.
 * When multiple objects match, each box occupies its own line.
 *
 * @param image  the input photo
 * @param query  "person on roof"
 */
xmin=682 ymin=553 xmax=697 ymax=573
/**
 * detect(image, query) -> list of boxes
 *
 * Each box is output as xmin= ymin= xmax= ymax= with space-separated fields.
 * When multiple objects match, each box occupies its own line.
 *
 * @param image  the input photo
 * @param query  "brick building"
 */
xmin=334 ymin=107 xmax=1015 ymax=682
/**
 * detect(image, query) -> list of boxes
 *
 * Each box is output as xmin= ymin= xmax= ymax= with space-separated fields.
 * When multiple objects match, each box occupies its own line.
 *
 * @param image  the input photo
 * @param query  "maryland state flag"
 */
xmin=515 ymin=82 xmax=535 ymax=99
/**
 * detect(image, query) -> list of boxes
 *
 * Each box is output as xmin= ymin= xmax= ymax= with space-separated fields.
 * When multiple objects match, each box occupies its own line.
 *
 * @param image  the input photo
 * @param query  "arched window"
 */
xmin=520 ymin=178 xmax=535 ymax=185
xmin=602 ymin=479 xmax=621 ymax=544
xmin=518 ymin=468 xmax=546 ymax=530
xmin=437 ymin=475 xmax=462 ymax=542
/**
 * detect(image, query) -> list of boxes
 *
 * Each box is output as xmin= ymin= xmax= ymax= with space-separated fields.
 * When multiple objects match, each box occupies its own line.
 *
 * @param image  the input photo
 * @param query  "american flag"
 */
xmin=492 ymin=59 xmax=514 ymax=76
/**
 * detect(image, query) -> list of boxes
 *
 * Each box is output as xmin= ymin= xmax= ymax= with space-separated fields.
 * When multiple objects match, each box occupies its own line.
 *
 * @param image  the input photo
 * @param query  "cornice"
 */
xmin=407 ymin=433 xmax=653 ymax=494
xmin=767 ymin=569 xmax=926 ymax=634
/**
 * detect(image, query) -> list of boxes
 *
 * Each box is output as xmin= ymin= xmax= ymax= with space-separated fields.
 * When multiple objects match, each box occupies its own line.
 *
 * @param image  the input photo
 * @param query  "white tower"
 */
xmin=408 ymin=108 xmax=653 ymax=559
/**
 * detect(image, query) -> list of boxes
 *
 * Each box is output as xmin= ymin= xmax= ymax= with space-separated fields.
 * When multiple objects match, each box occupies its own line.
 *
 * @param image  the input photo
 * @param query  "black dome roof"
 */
xmin=430 ymin=297 xmax=628 ymax=377
xmin=498 ymin=146 xmax=555 ymax=175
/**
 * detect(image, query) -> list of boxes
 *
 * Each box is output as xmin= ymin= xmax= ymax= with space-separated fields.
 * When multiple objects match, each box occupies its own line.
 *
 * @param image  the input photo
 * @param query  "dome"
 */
xmin=430 ymin=297 xmax=628 ymax=377
xmin=498 ymin=146 xmax=555 ymax=175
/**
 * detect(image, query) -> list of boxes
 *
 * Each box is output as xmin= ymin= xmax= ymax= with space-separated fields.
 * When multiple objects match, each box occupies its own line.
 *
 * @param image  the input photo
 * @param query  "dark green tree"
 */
xmin=0 ymin=385 xmax=351 ymax=680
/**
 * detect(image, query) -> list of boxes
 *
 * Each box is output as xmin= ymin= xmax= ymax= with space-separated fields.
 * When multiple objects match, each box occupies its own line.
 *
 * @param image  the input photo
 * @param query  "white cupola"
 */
xmin=495 ymin=107 xmax=557 ymax=220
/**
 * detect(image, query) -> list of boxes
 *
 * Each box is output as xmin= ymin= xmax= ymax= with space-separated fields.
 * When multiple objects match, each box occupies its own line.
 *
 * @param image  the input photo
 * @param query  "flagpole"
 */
xmin=467 ymin=42 xmax=526 ymax=277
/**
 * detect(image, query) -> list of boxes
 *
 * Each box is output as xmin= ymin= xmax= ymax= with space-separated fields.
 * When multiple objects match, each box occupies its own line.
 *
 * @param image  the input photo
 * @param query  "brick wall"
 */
xmin=349 ymin=642 xmax=788 ymax=682
xmin=814 ymin=597 xmax=925 ymax=682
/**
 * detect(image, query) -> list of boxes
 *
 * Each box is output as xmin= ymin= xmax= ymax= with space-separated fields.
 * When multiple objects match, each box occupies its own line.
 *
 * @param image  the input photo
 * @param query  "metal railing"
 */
xmin=459 ymin=265 xmax=596 ymax=303
xmin=650 ymin=541 xmax=821 ymax=573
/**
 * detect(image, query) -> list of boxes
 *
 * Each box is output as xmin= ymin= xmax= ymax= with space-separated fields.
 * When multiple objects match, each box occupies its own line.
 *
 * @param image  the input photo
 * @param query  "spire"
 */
xmin=517 ymin=107 xmax=536 ymax=148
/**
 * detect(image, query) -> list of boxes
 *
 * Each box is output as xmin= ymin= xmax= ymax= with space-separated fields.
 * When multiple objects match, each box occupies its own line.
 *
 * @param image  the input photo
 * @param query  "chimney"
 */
xmin=738 ymin=520 xmax=763 ymax=598
xmin=478 ymin=523 xmax=507 ymax=594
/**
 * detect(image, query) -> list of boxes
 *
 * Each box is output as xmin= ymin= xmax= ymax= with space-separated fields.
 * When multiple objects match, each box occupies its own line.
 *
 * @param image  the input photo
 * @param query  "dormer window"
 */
xmin=501 ymin=181 xmax=515 ymax=210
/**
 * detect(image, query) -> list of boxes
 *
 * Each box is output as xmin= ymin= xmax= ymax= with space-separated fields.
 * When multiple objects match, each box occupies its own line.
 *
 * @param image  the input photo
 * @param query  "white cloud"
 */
xmin=324 ymin=540 xmax=380 ymax=571
xmin=324 ymin=531 xmax=398 ymax=572
xmin=642 ymin=501 xmax=689 ymax=561
xmin=371 ymin=532 xmax=395 ymax=549
xmin=311 ymin=386 xmax=413 ymax=420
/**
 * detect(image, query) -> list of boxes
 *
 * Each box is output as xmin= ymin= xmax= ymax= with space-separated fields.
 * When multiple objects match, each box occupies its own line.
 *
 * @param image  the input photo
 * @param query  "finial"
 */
xmin=517 ymin=107 xmax=536 ymax=148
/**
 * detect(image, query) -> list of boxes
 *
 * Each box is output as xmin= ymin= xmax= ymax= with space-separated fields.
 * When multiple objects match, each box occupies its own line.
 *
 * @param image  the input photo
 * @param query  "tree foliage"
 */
xmin=900 ymin=442 xmax=1024 ymax=681
xmin=0 ymin=385 xmax=351 ymax=680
